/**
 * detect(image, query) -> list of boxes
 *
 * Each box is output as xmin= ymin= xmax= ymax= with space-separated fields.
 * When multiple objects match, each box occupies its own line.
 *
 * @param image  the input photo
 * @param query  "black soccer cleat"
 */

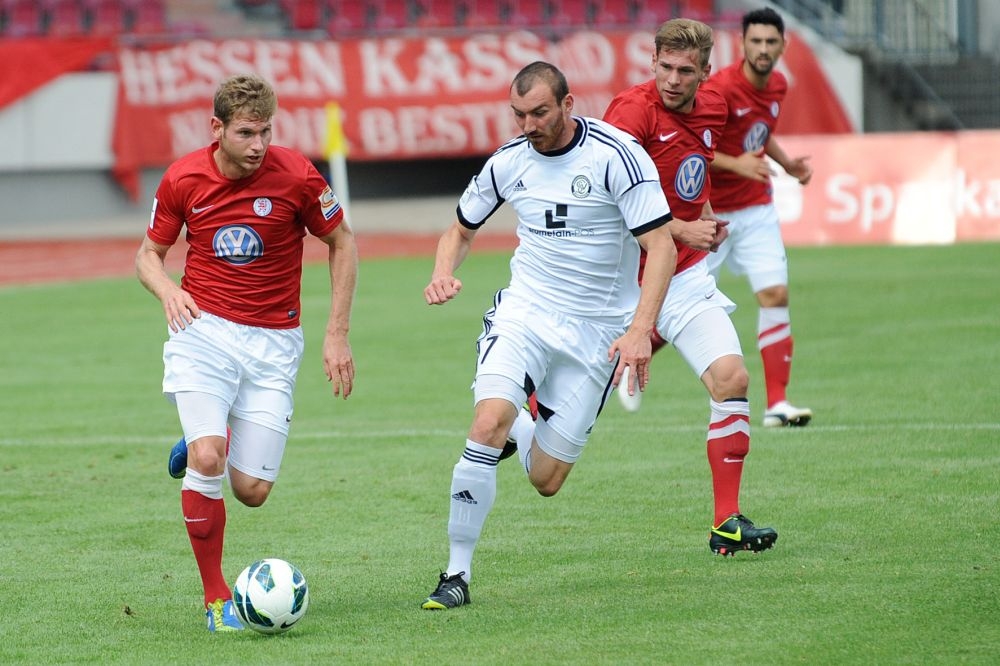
xmin=709 ymin=513 xmax=778 ymax=556
xmin=421 ymin=572 xmax=470 ymax=610
xmin=499 ymin=437 xmax=518 ymax=461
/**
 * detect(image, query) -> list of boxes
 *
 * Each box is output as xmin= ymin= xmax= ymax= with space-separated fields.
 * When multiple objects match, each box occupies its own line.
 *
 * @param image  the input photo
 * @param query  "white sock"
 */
xmin=181 ymin=467 xmax=224 ymax=499
xmin=509 ymin=408 xmax=536 ymax=475
xmin=446 ymin=440 xmax=499 ymax=583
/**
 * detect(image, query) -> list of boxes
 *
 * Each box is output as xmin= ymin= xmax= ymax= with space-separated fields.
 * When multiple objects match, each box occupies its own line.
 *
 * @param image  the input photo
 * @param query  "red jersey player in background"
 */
xmin=135 ymin=74 xmax=358 ymax=632
xmin=702 ymin=7 xmax=814 ymax=428
xmin=602 ymin=18 xmax=778 ymax=556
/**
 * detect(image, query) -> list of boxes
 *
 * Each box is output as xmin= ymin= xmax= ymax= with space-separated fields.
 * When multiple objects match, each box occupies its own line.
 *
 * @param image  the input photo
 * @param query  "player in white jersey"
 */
xmin=421 ymin=61 xmax=680 ymax=610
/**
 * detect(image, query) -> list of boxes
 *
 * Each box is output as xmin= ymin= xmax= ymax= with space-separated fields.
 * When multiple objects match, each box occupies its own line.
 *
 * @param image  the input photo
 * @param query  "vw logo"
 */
xmin=674 ymin=154 xmax=707 ymax=203
xmin=213 ymin=225 xmax=264 ymax=265
xmin=743 ymin=121 xmax=770 ymax=152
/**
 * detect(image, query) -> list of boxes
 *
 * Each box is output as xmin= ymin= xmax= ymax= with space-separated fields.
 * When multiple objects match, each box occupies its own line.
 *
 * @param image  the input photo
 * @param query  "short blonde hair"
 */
xmin=213 ymin=74 xmax=277 ymax=125
xmin=654 ymin=18 xmax=714 ymax=68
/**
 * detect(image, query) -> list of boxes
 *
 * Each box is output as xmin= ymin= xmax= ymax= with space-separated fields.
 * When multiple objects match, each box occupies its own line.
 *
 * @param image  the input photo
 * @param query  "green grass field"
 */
xmin=1 ymin=242 xmax=997 ymax=664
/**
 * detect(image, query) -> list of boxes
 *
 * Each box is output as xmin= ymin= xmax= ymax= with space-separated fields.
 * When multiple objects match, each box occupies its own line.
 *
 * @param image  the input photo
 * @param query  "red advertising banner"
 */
xmin=771 ymin=131 xmax=1000 ymax=245
xmin=109 ymin=29 xmax=853 ymax=198
xmin=0 ymin=37 xmax=114 ymax=109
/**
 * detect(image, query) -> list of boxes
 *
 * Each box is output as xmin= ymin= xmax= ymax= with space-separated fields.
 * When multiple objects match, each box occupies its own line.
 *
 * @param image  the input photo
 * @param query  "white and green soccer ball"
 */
xmin=232 ymin=558 xmax=309 ymax=634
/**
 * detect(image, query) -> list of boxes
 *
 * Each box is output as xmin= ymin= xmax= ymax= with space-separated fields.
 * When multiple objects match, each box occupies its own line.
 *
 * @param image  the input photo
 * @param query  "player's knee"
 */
xmin=707 ymin=357 xmax=749 ymax=401
xmin=232 ymin=481 xmax=272 ymax=507
xmin=531 ymin=477 xmax=564 ymax=498
xmin=757 ymin=285 xmax=788 ymax=307
xmin=528 ymin=464 xmax=570 ymax=497
xmin=187 ymin=441 xmax=228 ymax=476
xmin=469 ymin=407 xmax=514 ymax=445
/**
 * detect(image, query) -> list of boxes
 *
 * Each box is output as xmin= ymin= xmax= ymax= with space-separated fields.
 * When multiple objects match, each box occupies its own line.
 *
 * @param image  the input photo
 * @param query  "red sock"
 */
xmin=181 ymin=489 xmax=230 ymax=607
xmin=706 ymin=400 xmax=750 ymax=527
xmin=759 ymin=330 xmax=793 ymax=409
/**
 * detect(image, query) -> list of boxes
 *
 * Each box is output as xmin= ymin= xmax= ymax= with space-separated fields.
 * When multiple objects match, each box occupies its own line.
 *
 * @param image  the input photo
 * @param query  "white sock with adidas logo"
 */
xmin=446 ymin=441 xmax=499 ymax=582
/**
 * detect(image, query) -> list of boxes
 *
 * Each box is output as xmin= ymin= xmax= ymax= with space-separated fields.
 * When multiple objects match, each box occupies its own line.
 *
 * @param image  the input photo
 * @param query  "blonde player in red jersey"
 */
xmin=136 ymin=74 xmax=358 ymax=632
xmin=602 ymin=18 xmax=778 ymax=556
xmin=702 ymin=7 xmax=814 ymax=428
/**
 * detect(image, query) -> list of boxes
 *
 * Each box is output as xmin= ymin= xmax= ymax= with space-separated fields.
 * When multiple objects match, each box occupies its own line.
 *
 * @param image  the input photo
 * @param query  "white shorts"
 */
xmin=173 ymin=393 xmax=288 ymax=482
xmin=162 ymin=312 xmax=304 ymax=436
xmin=473 ymin=290 xmax=622 ymax=463
xmin=655 ymin=261 xmax=742 ymax=377
xmin=705 ymin=203 xmax=788 ymax=293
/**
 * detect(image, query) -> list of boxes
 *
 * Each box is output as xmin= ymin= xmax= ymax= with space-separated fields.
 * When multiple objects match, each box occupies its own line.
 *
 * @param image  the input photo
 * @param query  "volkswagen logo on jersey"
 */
xmin=743 ymin=122 xmax=770 ymax=152
xmin=674 ymin=154 xmax=707 ymax=203
xmin=571 ymin=175 xmax=592 ymax=198
xmin=213 ymin=225 xmax=264 ymax=265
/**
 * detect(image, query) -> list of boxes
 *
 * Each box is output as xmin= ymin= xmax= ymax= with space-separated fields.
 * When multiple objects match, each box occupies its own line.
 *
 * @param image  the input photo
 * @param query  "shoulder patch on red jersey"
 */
xmin=319 ymin=186 xmax=341 ymax=220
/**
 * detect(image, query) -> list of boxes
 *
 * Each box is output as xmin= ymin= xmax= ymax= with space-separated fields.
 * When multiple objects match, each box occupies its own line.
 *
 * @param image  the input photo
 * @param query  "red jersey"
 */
xmin=702 ymin=60 xmax=788 ymax=211
xmin=603 ymin=79 xmax=727 ymax=275
xmin=148 ymin=143 xmax=343 ymax=328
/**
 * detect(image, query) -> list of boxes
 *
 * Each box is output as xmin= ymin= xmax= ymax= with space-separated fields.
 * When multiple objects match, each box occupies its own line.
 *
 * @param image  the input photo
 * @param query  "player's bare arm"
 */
xmin=319 ymin=221 xmax=359 ymax=399
xmin=135 ymin=235 xmax=201 ymax=333
xmin=702 ymin=201 xmax=729 ymax=252
xmin=668 ymin=214 xmax=724 ymax=251
xmin=610 ymin=224 xmax=677 ymax=394
xmin=766 ymin=136 xmax=812 ymax=185
xmin=712 ymin=147 xmax=772 ymax=182
xmin=424 ymin=221 xmax=476 ymax=305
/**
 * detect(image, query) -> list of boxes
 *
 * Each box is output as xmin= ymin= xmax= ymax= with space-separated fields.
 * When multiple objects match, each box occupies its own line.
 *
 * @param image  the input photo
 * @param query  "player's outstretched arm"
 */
xmin=135 ymin=235 xmax=201 ymax=333
xmin=319 ymin=220 xmax=359 ymax=399
xmin=767 ymin=136 xmax=812 ymax=185
xmin=424 ymin=221 xmax=476 ymax=305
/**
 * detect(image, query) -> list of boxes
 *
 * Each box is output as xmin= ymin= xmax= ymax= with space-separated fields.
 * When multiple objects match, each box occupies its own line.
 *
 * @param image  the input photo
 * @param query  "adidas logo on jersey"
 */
xmin=452 ymin=490 xmax=477 ymax=504
xmin=513 ymin=179 xmax=526 ymax=192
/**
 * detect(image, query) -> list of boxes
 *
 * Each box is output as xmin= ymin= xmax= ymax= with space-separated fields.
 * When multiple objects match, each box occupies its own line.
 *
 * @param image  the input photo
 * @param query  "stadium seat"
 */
xmin=1 ymin=0 xmax=45 ymax=36
xmin=460 ymin=0 xmax=500 ymax=28
xmin=414 ymin=0 xmax=458 ymax=29
xmin=372 ymin=0 xmax=410 ymax=31
xmin=552 ymin=0 xmax=590 ymax=27
xmin=506 ymin=0 xmax=547 ymax=28
xmin=85 ymin=0 xmax=128 ymax=35
xmin=283 ymin=0 xmax=323 ymax=31
xmin=680 ymin=0 xmax=714 ymax=21
xmin=127 ymin=0 xmax=166 ymax=34
xmin=590 ymin=0 xmax=631 ymax=27
xmin=326 ymin=0 xmax=369 ymax=34
xmin=634 ymin=0 xmax=675 ymax=27
xmin=42 ymin=0 xmax=87 ymax=37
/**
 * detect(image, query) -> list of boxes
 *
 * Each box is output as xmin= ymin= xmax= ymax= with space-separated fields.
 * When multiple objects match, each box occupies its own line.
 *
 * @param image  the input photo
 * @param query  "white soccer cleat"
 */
xmin=763 ymin=400 xmax=813 ymax=428
xmin=617 ymin=365 xmax=643 ymax=413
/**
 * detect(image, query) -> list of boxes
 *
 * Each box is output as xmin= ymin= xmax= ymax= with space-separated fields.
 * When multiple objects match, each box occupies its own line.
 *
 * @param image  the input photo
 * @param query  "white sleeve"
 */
xmin=610 ymin=140 xmax=672 ymax=233
xmin=457 ymin=156 xmax=503 ymax=229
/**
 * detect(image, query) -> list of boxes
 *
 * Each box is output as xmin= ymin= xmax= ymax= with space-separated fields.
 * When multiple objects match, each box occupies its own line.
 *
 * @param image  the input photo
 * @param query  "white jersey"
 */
xmin=458 ymin=116 xmax=671 ymax=321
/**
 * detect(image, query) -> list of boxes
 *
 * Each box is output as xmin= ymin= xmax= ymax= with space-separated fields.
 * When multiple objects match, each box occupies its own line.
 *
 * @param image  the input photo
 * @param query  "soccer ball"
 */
xmin=232 ymin=558 xmax=309 ymax=634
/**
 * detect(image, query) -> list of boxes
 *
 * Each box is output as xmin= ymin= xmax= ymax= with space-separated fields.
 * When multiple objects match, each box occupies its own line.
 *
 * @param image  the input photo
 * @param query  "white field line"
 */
xmin=0 ymin=423 xmax=997 ymax=447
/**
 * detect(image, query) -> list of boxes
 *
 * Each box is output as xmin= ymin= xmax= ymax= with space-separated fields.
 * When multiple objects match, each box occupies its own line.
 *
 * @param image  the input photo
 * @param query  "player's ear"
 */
xmin=210 ymin=116 xmax=224 ymax=139
xmin=563 ymin=92 xmax=575 ymax=115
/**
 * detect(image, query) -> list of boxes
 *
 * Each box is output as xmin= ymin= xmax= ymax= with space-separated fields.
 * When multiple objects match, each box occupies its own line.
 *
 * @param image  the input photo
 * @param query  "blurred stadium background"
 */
xmin=0 ymin=0 xmax=997 ymax=243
